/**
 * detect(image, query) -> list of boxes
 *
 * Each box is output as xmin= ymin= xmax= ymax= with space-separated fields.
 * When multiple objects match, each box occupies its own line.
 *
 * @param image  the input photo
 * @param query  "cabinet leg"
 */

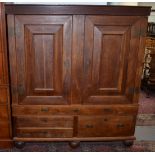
xmin=69 ymin=141 xmax=80 ymax=148
xmin=123 ymin=140 xmax=134 ymax=147
xmin=14 ymin=141 xmax=25 ymax=149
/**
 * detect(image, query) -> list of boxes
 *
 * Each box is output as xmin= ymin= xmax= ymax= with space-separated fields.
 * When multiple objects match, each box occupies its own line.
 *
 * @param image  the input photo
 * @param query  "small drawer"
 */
xmin=14 ymin=116 xmax=74 ymax=128
xmin=15 ymin=128 xmax=73 ymax=138
xmin=0 ymin=105 xmax=9 ymax=122
xmin=0 ymin=123 xmax=10 ymax=138
xmin=78 ymin=115 xmax=136 ymax=137
xmin=0 ymin=87 xmax=8 ymax=104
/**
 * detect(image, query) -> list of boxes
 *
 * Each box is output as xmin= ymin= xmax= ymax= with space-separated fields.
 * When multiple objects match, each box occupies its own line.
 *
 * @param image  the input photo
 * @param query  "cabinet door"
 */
xmin=7 ymin=15 xmax=72 ymax=105
xmin=83 ymin=16 xmax=146 ymax=104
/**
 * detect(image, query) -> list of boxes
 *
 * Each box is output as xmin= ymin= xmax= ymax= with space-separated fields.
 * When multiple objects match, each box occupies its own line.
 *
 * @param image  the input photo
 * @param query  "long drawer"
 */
xmin=12 ymin=104 xmax=138 ymax=116
xmin=77 ymin=115 xmax=136 ymax=137
xmin=14 ymin=116 xmax=74 ymax=128
xmin=15 ymin=128 xmax=73 ymax=138
xmin=13 ymin=116 xmax=74 ymax=138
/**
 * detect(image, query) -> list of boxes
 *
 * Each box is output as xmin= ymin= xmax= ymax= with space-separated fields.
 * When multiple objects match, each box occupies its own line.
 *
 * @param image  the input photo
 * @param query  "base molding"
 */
xmin=0 ymin=139 xmax=13 ymax=149
xmin=13 ymin=136 xmax=136 ymax=142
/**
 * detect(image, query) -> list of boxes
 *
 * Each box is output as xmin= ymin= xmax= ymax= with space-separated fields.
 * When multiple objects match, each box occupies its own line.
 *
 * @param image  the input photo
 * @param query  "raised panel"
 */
xmin=25 ymin=25 xmax=63 ymax=97
xmin=93 ymin=26 xmax=129 ymax=94
xmin=99 ymin=34 xmax=123 ymax=89
xmin=83 ymin=16 xmax=142 ymax=104
xmin=33 ymin=34 xmax=55 ymax=90
xmin=7 ymin=15 xmax=72 ymax=105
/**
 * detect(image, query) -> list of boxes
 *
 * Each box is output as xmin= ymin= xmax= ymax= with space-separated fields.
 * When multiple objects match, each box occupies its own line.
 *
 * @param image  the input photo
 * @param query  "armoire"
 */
xmin=0 ymin=3 xmax=151 ymax=149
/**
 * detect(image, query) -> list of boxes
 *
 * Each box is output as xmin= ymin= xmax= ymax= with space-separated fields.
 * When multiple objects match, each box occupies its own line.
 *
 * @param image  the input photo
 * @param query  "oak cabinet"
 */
xmin=0 ymin=4 xmax=151 ymax=148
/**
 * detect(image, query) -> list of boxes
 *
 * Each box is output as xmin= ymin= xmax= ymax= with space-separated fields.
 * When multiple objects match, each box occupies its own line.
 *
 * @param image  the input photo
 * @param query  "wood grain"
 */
xmin=5 ymin=5 xmax=151 ymax=16
xmin=0 ymin=3 xmax=12 ymax=148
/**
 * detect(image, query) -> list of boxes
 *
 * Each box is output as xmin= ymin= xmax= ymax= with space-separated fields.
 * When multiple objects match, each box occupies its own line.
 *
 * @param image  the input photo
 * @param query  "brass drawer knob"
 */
xmin=41 ymin=107 xmax=49 ymax=112
xmin=85 ymin=124 xmax=94 ymax=128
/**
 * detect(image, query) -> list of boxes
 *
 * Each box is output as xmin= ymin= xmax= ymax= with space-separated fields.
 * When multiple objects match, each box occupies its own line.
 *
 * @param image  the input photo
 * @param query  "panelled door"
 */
xmin=7 ymin=15 xmax=72 ymax=105
xmin=82 ymin=16 xmax=145 ymax=104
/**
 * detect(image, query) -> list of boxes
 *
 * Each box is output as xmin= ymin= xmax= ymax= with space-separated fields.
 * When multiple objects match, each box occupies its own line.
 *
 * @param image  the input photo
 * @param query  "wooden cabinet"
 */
xmin=0 ymin=4 xmax=151 ymax=148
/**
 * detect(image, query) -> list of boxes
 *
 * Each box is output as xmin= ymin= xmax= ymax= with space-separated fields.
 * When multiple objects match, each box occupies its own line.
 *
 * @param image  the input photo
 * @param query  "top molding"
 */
xmin=5 ymin=4 xmax=151 ymax=16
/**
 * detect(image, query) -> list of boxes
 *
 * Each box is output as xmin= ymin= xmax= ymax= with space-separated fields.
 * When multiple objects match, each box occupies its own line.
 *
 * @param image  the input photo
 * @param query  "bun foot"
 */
xmin=69 ymin=141 xmax=80 ymax=148
xmin=123 ymin=140 xmax=134 ymax=147
xmin=14 ymin=141 xmax=25 ymax=149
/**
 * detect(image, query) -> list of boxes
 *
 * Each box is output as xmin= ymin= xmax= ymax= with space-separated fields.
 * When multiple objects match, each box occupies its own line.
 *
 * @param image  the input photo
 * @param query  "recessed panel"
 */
xmin=33 ymin=34 xmax=54 ymax=90
xmin=25 ymin=24 xmax=64 ymax=97
xmin=99 ymin=34 xmax=123 ymax=89
xmin=83 ymin=16 xmax=140 ymax=104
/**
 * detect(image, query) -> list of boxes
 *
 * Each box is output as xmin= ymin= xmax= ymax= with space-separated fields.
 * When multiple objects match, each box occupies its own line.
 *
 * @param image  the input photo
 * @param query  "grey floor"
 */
xmin=135 ymin=126 xmax=155 ymax=140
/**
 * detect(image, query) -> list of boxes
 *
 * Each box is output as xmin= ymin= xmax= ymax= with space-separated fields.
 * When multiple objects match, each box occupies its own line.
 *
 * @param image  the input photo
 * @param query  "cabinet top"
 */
xmin=5 ymin=4 xmax=151 ymax=16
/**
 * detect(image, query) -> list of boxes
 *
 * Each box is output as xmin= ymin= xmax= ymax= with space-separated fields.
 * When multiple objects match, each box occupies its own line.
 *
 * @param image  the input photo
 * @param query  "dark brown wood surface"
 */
xmin=0 ymin=3 xmax=12 ymax=148
xmin=5 ymin=5 xmax=151 ymax=16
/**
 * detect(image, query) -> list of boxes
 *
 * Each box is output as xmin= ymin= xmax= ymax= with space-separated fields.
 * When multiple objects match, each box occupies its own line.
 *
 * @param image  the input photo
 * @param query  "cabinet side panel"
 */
xmin=0 ymin=3 xmax=13 ymax=148
xmin=133 ymin=17 xmax=148 ymax=103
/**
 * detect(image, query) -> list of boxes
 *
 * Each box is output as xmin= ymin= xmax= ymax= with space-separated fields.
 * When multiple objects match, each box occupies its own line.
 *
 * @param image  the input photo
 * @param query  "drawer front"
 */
xmin=78 ymin=116 xmax=136 ymax=137
xmin=0 ymin=87 xmax=8 ymax=104
xmin=0 ymin=105 xmax=9 ymax=122
xmin=0 ymin=123 xmax=10 ymax=138
xmin=14 ymin=116 xmax=74 ymax=128
xmin=12 ymin=105 xmax=138 ymax=116
xmin=15 ymin=128 xmax=73 ymax=138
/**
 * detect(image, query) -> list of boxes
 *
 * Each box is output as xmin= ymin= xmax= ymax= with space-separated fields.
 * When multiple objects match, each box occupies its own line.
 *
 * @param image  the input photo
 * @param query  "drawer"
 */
xmin=15 ymin=128 xmax=73 ymax=138
xmin=77 ymin=115 xmax=136 ymax=137
xmin=14 ymin=116 xmax=74 ymax=128
xmin=0 ymin=87 xmax=8 ymax=104
xmin=0 ymin=105 xmax=9 ymax=122
xmin=0 ymin=123 xmax=10 ymax=138
xmin=12 ymin=105 xmax=138 ymax=116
